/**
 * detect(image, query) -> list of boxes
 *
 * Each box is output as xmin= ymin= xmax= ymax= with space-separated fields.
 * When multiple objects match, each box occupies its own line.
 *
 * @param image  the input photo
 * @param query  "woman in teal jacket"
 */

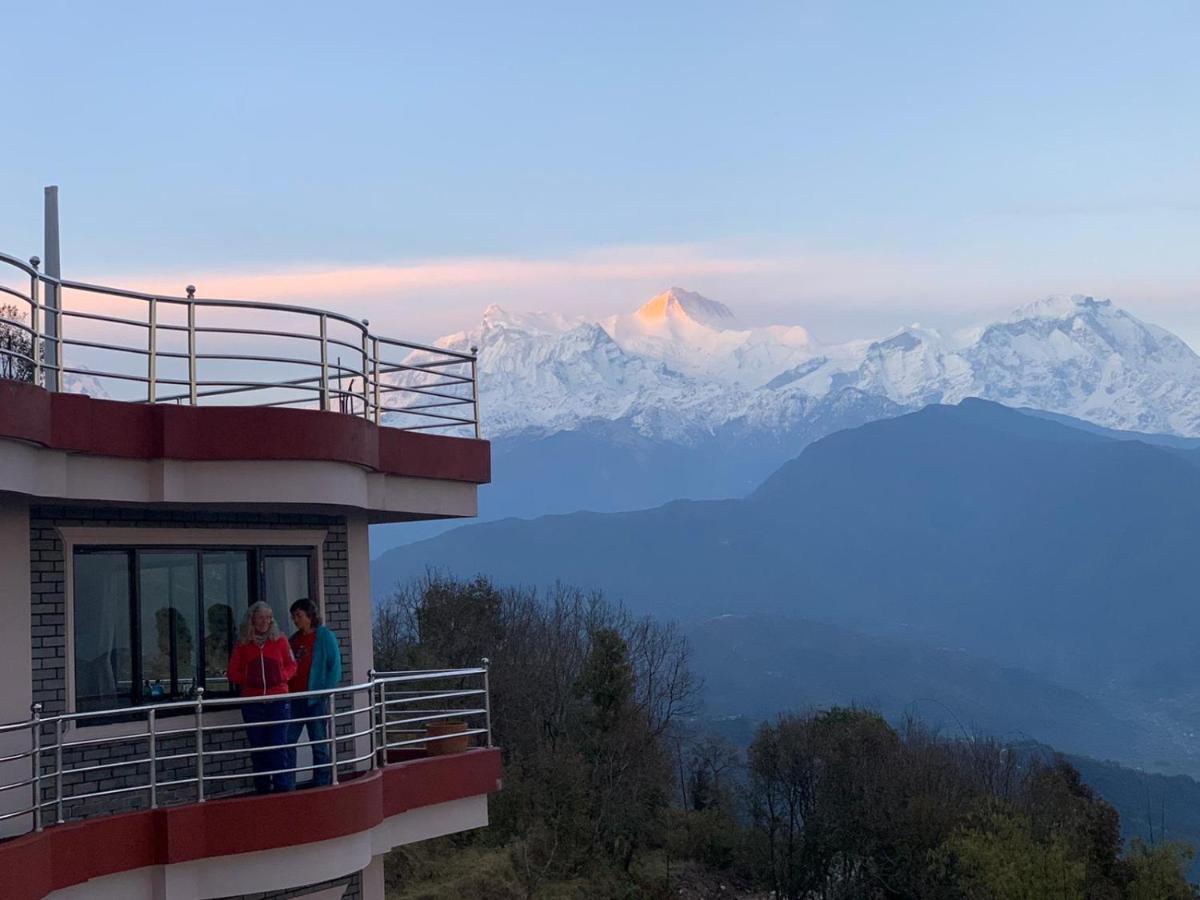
xmin=283 ymin=598 xmax=343 ymax=787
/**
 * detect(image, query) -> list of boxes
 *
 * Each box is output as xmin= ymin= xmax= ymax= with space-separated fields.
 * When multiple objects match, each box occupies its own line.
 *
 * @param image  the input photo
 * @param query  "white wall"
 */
xmin=347 ymin=511 xmax=375 ymax=770
xmin=43 ymin=794 xmax=487 ymax=900
xmin=0 ymin=498 xmax=33 ymax=837
xmin=0 ymin=437 xmax=478 ymax=522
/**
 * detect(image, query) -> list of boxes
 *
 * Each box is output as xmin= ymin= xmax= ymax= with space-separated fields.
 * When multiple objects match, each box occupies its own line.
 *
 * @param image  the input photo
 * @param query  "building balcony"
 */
xmin=0 ymin=667 xmax=501 ymax=899
xmin=0 ymin=249 xmax=479 ymax=433
xmin=0 ymin=249 xmax=490 ymax=520
xmin=0 ymin=236 xmax=498 ymax=898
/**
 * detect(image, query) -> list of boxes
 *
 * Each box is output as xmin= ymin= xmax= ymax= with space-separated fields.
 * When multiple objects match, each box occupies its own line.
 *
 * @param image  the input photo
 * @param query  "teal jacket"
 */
xmin=296 ymin=625 xmax=342 ymax=693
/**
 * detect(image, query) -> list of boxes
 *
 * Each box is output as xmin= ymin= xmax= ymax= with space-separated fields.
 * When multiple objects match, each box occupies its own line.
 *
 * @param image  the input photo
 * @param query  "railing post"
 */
xmin=378 ymin=677 xmax=389 ymax=765
xmin=193 ymin=687 xmax=205 ymax=802
xmin=470 ymin=346 xmax=480 ymax=440
xmin=372 ymin=338 xmax=381 ymax=425
xmin=147 ymin=297 xmax=157 ymax=403
xmin=367 ymin=670 xmax=378 ymax=770
xmin=481 ymin=658 xmax=493 ymax=748
xmin=319 ymin=314 xmax=330 ymax=411
xmin=360 ymin=323 xmax=370 ymax=420
xmin=28 ymin=258 xmax=41 ymax=388
xmin=53 ymin=717 xmax=63 ymax=825
xmin=186 ymin=286 xmax=197 ymax=405
xmin=328 ymin=702 xmax=339 ymax=785
xmin=148 ymin=707 xmax=158 ymax=809
xmin=30 ymin=703 xmax=42 ymax=833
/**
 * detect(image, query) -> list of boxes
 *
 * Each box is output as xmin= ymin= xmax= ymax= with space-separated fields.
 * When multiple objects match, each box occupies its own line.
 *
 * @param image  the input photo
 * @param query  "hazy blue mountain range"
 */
xmin=374 ymin=400 xmax=1200 ymax=773
xmin=687 ymin=614 xmax=1152 ymax=768
xmin=374 ymin=289 xmax=1200 ymax=553
xmin=375 ymin=387 xmax=905 ymax=551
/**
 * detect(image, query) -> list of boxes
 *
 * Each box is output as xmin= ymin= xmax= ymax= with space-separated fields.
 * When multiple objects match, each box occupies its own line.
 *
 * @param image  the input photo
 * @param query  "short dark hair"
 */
xmin=289 ymin=597 xmax=322 ymax=628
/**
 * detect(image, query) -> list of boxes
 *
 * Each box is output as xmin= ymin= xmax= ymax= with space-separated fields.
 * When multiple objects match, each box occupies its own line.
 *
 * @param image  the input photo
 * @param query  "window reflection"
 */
xmin=202 ymin=551 xmax=248 ymax=694
xmin=139 ymin=553 xmax=198 ymax=699
xmin=73 ymin=553 xmax=133 ymax=712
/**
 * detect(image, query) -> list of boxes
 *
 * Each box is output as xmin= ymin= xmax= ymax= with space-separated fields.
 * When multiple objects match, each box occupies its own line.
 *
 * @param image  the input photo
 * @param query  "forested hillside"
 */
xmin=376 ymin=576 xmax=1195 ymax=899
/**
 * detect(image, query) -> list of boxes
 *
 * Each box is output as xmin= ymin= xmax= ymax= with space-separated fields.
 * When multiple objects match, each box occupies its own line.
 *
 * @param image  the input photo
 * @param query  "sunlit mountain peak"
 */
xmin=634 ymin=287 xmax=738 ymax=330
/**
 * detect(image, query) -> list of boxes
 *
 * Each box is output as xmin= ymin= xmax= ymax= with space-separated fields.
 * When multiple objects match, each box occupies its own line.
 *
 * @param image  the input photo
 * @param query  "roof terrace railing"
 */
xmin=0 ymin=250 xmax=480 ymax=437
xmin=0 ymin=663 xmax=492 ymax=837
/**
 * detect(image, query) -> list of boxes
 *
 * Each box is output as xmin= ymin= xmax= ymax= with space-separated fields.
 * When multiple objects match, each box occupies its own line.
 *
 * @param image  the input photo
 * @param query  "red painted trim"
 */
xmin=0 ymin=748 xmax=502 ymax=900
xmin=382 ymin=748 xmax=504 ymax=817
xmin=0 ymin=381 xmax=490 ymax=484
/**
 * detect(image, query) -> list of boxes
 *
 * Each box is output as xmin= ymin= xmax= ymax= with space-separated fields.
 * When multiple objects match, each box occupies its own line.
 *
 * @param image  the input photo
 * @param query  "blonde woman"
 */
xmin=228 ymin=602 xmax=297 ymax=793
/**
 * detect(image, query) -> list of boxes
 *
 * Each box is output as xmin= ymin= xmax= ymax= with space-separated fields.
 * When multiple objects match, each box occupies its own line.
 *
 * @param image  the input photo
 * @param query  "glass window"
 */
xmin=202 ymin=551 xmax=248 ymax=695
xmin=138 ymin=553 xmax=199 ymax=700
xmin=263 ymin=553 xmax=313 ymax=632
xmin=71 ymin=545 xmax=315 ymax=712
xmin=73 ymin=552 xmax=133 ymax=712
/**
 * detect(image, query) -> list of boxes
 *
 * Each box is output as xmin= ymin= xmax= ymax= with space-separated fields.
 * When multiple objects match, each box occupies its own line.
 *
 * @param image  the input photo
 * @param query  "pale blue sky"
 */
xmin=3 ymin=1 xmax=1200 ymax=344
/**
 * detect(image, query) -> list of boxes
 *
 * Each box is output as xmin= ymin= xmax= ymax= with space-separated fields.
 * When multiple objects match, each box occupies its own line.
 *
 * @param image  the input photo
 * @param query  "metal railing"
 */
xmin=0 ymin=250 xmax=480 ymax=436
xmin=0 ymin=662 xmax=491 ymax=836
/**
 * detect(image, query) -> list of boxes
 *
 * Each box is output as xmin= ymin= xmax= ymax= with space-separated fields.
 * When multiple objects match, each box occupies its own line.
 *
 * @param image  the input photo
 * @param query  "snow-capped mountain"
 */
xmin=420 ymin=288 xmax=1200 ymax=442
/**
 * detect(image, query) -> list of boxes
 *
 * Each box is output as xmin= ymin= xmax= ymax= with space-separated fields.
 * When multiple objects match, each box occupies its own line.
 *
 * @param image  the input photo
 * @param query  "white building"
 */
xmin=0 ymin=201 xmax=499 ymax=900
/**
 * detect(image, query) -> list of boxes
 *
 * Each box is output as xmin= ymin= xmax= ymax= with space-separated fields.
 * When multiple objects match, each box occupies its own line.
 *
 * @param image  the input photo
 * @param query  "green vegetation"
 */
xmin=0 ymin=304 xmax=37 ymax=382
xmin=376 ymin=576 xmax=1196 ymax=899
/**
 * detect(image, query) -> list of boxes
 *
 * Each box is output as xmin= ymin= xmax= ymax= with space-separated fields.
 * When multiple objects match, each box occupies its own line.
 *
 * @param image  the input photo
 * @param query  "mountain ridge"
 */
xmin=413 ymin=290 xmax=1200 ymax=442
xmin=372 ymin=400 xmax=1200 ymax=773
xmin=371 ymin=290 xmax=1200 ymax=554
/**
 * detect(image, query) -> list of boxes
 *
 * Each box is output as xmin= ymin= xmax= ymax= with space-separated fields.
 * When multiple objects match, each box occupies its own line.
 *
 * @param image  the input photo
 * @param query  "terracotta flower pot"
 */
xmin=425 ymin=720 xmax=470 ymax=756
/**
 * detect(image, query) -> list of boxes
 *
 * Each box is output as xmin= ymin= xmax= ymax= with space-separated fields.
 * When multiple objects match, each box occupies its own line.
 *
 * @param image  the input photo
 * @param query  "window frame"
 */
xmin=61 ymin=527 xmax=326 ymax=721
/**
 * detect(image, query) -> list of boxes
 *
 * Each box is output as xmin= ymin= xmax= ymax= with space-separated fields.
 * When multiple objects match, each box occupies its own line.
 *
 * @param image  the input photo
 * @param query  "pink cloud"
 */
xmin=67 ymin=241 xmax=1200 ymax=349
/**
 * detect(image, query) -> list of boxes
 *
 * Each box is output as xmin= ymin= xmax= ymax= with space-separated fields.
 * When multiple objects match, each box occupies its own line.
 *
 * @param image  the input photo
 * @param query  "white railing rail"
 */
xmin=0 ymin=251 xmax=480 ymax=437
xmin=0 ymin=662 xmax=492 ymax=836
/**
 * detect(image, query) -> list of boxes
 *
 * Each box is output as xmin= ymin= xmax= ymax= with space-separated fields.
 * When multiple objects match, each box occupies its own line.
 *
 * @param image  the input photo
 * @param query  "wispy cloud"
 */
xmin=87 ymin=241 xmax=1006 ymax=340
xmin=99 ymin=243 xmax=768 ymax=300
xmin=78 ymin=240 xmax=1200 ymax=348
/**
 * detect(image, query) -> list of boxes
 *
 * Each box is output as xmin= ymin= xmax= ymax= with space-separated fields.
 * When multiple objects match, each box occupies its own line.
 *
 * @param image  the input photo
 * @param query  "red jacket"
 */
xmin=228 ymin=636 xmax=297 ymax=696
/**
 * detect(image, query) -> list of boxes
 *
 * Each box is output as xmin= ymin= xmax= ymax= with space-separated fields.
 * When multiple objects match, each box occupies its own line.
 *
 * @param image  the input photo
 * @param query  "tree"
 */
xmin=374 ymin=578 xmax=1198 ymax=898
xmin=682 ymin=732 xmax=739 ymax=813
xmin=0 ymin=303 xmax=37 ymax=382
xmin=1123 ymin=839 xmax=1196 ymax=900
xmin=742 ymin=710 xmax=1188 ymax=900
xmin=939 ymin=806 xmax=1087 ymax=900
xmin=372 ymin=573 xmax=503 ymax=670
xmin=1021 ymin=761 xmax=1124 ymax=900
xmin=747 ymin=714 xmax=819 ymax=899
xmin=374 ymin=576 xmax=698 ymax=893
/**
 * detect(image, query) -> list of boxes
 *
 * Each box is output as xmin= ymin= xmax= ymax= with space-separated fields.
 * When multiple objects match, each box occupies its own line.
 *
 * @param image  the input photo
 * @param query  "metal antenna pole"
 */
xmin=43 ymin=187 xmax=62 ymax=390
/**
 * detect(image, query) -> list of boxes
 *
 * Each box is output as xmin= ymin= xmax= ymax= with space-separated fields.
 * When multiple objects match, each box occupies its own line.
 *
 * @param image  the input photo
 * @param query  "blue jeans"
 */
xmin=284 ymin=697 xmax=332 ymax=787
xmin=242 ymin=698 xmax=293 ymax=794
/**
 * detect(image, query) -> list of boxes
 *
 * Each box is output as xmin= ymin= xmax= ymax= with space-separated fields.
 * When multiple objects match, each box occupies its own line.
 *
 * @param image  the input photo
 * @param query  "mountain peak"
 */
xmin=1010 ymin=294 xmax=1113 ymax=321
xmin=482 ymin=304 xmax=577 ymax=335
xmin=634 ymin=288 xmax=737 ymax=330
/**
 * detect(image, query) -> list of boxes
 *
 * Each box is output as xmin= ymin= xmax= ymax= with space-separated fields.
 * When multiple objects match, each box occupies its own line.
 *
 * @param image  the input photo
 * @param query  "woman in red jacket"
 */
xmin=228 ymin=601 xmax=298 ymax=793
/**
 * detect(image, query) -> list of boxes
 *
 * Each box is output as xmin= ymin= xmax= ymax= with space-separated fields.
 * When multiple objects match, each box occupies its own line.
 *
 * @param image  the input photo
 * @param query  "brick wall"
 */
xmin=218 ymin=869 xmax=362 ymax=900
xmin=29 ymin=506 xmax=356 ymax=817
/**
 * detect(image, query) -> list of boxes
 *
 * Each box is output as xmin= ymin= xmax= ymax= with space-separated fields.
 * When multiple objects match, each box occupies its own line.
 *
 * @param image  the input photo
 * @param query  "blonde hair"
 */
xmin=238 ymin=601 xmax=281 ymax=644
